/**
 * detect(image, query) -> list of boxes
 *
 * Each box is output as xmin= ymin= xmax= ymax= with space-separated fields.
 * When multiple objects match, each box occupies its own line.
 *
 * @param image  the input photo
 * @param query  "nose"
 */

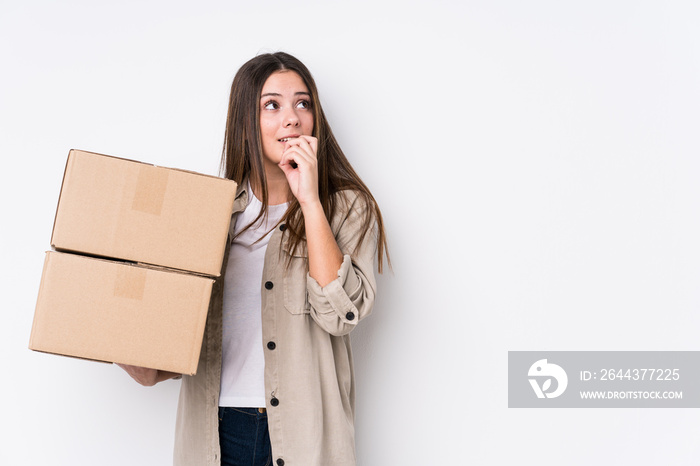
xmin=283 ymin=108 xmax=300 ymax=127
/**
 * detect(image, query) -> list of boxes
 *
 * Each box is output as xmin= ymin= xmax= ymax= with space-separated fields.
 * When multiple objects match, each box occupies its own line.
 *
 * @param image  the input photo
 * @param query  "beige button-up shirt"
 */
xmin=173 ymin=182 xmax=378 ymax=466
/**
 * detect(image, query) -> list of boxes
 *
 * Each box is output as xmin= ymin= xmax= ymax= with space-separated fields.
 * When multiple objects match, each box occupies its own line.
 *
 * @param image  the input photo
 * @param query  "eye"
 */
xmin=263 ymin=100 xmax=279 ymax=110
xmin=296 ymin=100 xmax=311 ymax=109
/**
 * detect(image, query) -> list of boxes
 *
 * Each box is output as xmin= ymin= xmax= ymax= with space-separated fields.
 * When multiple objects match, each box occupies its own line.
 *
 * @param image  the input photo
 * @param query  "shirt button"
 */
xmin=346 ymin=311 xmax=356 ymax=321
xmin=267 ymin=341 xmax=276 ymax=350
xmin=265 ymin=281 xmax=274 ymax=290
xmin=276 ymin=459 xmax=285 ymax=466
xmin=279 ymin=224 xmax=286 ymax=231
xmin=270 ymin=397 xmax=279 ymax=407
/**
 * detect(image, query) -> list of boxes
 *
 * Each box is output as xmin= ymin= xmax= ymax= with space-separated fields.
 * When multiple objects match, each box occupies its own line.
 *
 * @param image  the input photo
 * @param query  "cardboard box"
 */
xmin=29 ymin=251 xmax=213 ymax=375
xmin=51 ymin=149 xmax=237 ymax=277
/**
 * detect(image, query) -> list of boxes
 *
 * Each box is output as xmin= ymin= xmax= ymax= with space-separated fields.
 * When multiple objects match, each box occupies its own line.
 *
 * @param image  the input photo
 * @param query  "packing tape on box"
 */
xmin=131 ymin=165 xmax=169 ymax=215
xmin=114 ymin=265 xmax=147 ymax=300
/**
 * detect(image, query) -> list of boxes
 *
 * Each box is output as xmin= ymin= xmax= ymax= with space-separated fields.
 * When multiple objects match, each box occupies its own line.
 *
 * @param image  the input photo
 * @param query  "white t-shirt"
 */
xmin=219 ymin=186 xmax=288 ymax=407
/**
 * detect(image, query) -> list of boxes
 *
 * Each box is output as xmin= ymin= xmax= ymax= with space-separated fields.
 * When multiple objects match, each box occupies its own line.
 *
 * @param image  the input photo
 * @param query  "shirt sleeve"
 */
xmin=305 ymin=192 xmax=378 ymax=336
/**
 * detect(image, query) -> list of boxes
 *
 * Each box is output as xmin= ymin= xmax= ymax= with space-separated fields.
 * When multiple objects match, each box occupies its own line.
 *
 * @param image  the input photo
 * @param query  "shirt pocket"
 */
xmin=283 ymin=258 xmax=310 ymax=315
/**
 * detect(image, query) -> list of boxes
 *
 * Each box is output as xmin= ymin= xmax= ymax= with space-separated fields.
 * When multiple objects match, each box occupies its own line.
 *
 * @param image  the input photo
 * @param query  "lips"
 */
xmin=278 ymin=135 xmax=300 ymax=142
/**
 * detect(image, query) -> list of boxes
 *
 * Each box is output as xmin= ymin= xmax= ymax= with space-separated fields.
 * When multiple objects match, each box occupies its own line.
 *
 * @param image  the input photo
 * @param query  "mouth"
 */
xmin=278 ymin=135 xmax=300 ymax=143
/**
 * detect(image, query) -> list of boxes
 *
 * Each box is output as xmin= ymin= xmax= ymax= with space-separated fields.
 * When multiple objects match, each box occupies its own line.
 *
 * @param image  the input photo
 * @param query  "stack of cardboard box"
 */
xmin=29 ymin=149 xmax=237 ymax=375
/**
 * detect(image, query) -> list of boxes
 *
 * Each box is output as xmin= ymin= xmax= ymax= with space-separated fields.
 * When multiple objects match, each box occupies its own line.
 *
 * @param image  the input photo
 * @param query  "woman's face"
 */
xmin=259 ymin=70 xmax=314 ymax=168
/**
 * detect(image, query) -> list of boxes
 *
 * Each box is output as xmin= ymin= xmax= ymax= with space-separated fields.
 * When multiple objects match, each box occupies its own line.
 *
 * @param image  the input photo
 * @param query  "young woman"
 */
xmin=120 ymin=51 xmax=388 ymax=466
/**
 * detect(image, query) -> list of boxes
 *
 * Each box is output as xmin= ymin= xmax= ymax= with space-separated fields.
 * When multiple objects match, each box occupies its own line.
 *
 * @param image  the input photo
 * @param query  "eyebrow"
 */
xmin=260 ymin=92 xmax=311 ymax=99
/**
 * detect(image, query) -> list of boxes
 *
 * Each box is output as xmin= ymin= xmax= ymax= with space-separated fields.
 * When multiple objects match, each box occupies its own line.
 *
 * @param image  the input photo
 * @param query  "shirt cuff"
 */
xmin=307 ymin=254 xmax=361 ymax=320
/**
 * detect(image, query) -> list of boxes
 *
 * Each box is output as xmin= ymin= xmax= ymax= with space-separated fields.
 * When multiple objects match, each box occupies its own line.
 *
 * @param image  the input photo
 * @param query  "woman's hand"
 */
xmin=116 ymin=363 xmax=179 ymax=387
xmin=278 ymin=135 xmax=344 ymax=286
xmin=278 ymin=135 xmax=320 ymax=207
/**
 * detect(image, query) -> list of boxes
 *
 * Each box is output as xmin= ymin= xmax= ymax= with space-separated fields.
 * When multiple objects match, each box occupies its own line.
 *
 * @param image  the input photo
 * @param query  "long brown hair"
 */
xmin=220 ymin=52 xmax=389 ymax=272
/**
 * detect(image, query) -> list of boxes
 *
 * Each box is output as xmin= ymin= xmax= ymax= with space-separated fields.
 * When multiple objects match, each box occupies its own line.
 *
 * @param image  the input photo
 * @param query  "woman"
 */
xmin=120 ymin=51 xmax=388 ymax=466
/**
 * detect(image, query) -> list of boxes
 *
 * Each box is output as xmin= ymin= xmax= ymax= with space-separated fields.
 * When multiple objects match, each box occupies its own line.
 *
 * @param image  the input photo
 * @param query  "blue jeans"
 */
xmin=218 ymin=407 xmax=272 ymax=466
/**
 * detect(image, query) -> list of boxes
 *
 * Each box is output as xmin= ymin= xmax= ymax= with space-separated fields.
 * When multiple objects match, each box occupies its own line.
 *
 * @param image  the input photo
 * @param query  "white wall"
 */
xmin=3 ymin=1 xmax=700 ymax=464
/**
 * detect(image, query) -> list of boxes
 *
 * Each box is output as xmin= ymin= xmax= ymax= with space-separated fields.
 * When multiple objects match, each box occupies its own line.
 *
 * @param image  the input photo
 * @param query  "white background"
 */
xmin=2 ymin=1 xmax=700 ymax=465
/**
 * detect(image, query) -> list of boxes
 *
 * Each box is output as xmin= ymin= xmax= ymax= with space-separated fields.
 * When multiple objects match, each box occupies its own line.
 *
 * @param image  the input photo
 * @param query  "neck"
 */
xmin=251 ymin=163 xmax=290 ymax=206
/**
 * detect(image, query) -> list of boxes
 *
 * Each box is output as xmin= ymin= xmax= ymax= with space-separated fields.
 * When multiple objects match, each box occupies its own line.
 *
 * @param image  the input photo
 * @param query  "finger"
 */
xmin=285 ymin=136 xmax=316 ymax=159
xmin=278 ymin=150 xmax=298 ymax=169
xmin=279 ymin=160 xmax=296 ymax=177
xmin=280 ymin=145 xmax=314 ymax=169
xmin=297 ymin=135 xmax=318 ymax=154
